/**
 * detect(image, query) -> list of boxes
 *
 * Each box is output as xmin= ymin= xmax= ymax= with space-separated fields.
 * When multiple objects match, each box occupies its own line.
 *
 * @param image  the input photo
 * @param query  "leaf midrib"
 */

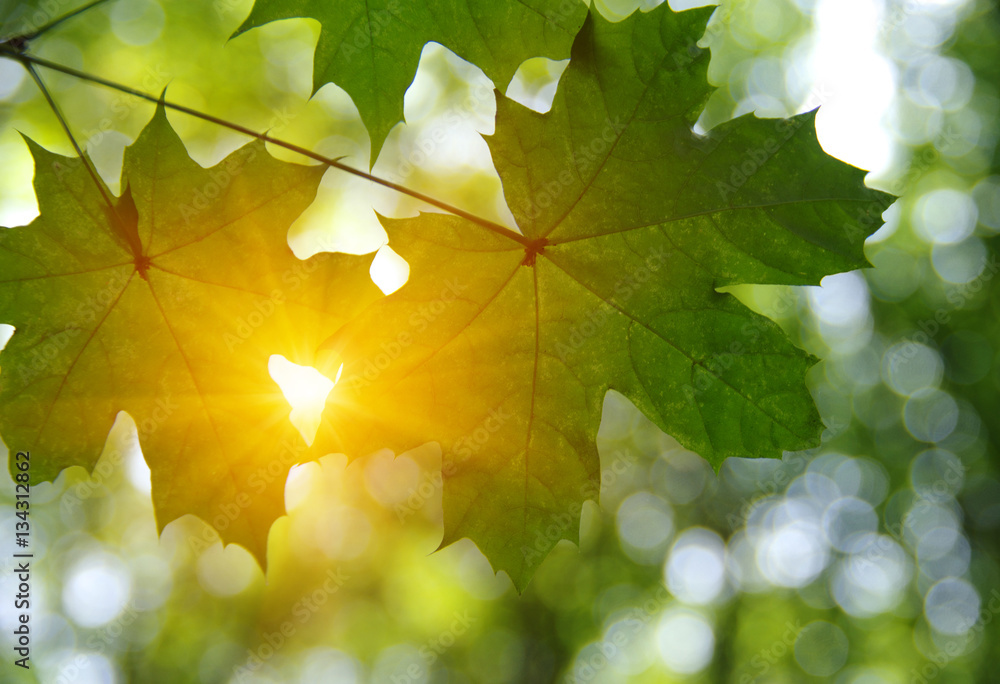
xmin=539 ymin=247 xmax=817 ymax=443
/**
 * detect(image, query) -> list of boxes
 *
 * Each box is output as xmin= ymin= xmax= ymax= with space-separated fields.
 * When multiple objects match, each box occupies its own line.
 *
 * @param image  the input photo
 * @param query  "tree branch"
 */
xmin=2 ymin=0 xmax=112 ymax=44
xmin=0 ymin=47 xmax=533 ymax=249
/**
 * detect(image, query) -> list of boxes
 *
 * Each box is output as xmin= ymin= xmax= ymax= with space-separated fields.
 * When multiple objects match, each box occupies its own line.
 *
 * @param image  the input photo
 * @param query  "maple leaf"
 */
xmin=0 ymin=104 xmax=382 ymax=566
xmin=311 ymin=4 xmax=891 ymax=590
xmin=233 ymin=0 xmax=588 ymax=162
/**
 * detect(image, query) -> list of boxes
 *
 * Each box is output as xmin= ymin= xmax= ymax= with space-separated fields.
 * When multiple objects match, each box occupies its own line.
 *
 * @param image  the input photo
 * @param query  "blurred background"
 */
xmin=1 ymin=0 xmax=999 ymax=681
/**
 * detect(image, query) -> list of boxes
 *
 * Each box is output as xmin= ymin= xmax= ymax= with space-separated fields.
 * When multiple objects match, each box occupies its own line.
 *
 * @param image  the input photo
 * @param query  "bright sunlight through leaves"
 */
xmin=268 ymin=355 xmax=337 ymax=445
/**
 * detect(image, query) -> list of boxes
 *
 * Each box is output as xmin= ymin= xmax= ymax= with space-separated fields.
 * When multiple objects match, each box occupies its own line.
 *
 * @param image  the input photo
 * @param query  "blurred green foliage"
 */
xmin=1 ymin=0 xmax=999 ymax=682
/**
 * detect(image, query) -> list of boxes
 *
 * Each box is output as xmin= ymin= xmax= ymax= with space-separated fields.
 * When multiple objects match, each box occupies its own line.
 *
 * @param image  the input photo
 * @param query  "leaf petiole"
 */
xmin=20 ymin=59 xmax=138 ymax=256
xmin=0 ymin=47 xmax=533 ymax=249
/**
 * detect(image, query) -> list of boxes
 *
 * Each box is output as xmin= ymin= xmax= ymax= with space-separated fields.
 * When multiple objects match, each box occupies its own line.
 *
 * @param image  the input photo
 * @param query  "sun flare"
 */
xmin=370 ymin=244 xmax=410 ymax=295
xmin=268 ymin=355 xmax=339 ymax=445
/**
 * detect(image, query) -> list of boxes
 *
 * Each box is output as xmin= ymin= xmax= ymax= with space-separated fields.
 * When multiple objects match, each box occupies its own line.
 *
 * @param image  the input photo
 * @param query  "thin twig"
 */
xmin=0 ymin=47 xmax=533 ymax=248
xmin=22 ymin=63 xmax=115 ymax=214
xmin=22 ymin=60 xmax=142 ymax=258
xmin=4 ymin=0 xmax=112 ymax=44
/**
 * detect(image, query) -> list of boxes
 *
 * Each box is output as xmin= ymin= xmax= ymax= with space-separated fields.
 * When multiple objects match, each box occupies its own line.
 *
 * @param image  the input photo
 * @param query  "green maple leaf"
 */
xmin=0 ymin=104 xmax=381 ymax=566
xmin=233 ymin=0 xmax=587 ymax=162
xmin=0 ymin=1 xmax=36 ymax=39
xmin=311 ymin=4 xmax=891 ymax=590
